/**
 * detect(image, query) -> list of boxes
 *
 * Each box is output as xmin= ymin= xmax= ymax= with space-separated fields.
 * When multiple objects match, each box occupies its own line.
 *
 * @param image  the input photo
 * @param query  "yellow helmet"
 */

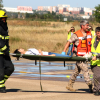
xmin=0 ymin=10 xmax=8 ymax=18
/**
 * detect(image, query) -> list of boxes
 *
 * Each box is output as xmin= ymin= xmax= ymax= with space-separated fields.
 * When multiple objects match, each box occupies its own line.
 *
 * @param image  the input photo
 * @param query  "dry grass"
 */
xmin=8 ymin=20 xmax=98 ymax=54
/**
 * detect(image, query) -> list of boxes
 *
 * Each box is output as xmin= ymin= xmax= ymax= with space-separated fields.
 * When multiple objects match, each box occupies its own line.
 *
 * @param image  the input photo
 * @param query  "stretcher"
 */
xmin=11 ymin=52 xmax=92 ymax=62
xmin=10 ymin=53 xmax=92 ymax=91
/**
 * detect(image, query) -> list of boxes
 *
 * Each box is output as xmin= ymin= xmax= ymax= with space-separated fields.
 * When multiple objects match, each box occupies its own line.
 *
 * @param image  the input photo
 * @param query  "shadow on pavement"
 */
xmin=6 ymin=88 xmax=91 ymax=94
xmin=77 ymin=88 xmax=90 ymax=93
xmin=21 ymin=90 xmax=91 ymax=94
xmin=6 ymin=89 xmax=21 ymax=92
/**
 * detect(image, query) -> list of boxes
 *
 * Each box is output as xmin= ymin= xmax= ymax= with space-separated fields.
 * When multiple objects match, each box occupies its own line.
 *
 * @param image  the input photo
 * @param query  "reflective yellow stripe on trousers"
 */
xmin=4 ymin=75 xmax=9 ymax=82
xmin=0 ymin=80 xmax=5 ymax=88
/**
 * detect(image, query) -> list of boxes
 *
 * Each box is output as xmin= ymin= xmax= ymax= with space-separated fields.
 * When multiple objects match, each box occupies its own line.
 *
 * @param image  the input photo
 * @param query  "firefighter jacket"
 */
xmin=0 ymin=21 xmax=10 ymax=55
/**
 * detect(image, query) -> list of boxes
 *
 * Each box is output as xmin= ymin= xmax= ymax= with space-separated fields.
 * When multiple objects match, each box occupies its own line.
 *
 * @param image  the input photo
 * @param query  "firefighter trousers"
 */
xmin=0 ymin=55 xmax=14 ymax=84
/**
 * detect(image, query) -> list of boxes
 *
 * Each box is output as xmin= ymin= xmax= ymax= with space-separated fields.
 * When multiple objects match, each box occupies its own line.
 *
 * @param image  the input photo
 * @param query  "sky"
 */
xmin=2 ymin=0 xmax=100 ymax=9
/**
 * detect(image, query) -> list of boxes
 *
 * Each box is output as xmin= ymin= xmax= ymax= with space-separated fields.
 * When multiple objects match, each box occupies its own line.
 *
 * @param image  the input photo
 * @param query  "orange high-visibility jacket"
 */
xmin=73 ymin=30 xmax=91 ymax=56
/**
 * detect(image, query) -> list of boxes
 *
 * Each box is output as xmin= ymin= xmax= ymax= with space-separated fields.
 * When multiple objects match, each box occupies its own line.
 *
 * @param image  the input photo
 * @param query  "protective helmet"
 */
xmin=0 ymin=10 xmax=8 ymax=18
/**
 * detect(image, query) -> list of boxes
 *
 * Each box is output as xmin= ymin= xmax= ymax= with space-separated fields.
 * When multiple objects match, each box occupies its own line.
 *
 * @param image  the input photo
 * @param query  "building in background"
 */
xmin=38 ymin=6 xmax=43 ymax=11
xmin=3 ymin=6 xmax=33 ymax=13
xmin=37 ymin=4 xmax=94 ymax=16
xmin=48 ymin=6 xmax=52 ymax=13
xmin=3 ymin=6 xmax=33 ymax=19
xmin=42 ymin=6 xmax=48 ymax=11
xmin=83 ymin=7 xmax=93 ymax=15
xmin=59 ymin=7 xmax=63 ymax=14
xmin=52 ymin=6 xmax=58 ymax=12
xmin=38 ymin=6 xmax=53 ymax=13
xmin=67 ymin=7 xmax=80 ymax=14
xmin=17 ymin=6 xmax=32 ymax=12
xmin=2 ymin=7 xmax=18 ymax=12
xmin=3 ymin=4 xmax=95 ymax=20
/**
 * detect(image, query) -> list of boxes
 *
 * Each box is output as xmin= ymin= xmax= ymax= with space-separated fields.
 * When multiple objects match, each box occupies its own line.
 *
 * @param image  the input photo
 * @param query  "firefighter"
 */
xmin=0 ymin=10 xmax=14 ymax=93
xmin=91 ymin=27 xmax=100 ymax=96
xmin=61 ymin=20 xmax=93 ymax=93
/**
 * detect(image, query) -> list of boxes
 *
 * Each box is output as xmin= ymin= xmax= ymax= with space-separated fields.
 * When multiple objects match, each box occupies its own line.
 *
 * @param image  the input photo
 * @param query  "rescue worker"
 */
xmin=0 ymin=10 xmax=14 ymax=93
xmin=61 ymin=20 xmax=93 ymax=93
xmin=89 ymin=26 xmax=95 ymax=38
xmin=67 ymin=27 xmax=75 ymax=56
xmin=91 ymin=27 xmax=100 ymax=96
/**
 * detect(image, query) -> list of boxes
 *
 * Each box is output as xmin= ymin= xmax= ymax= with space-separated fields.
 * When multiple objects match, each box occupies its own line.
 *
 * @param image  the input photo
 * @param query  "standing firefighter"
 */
xmin=61 ymin=20 xmax=93 ymax=93
xmin=0 ymin=10 xmax=14 ymax=93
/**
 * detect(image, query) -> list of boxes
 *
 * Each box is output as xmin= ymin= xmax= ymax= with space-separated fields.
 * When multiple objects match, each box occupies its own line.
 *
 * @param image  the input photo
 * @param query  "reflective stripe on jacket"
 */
xmin=0 ymin=35 xmax=9 ymax=54
xmin=0 ymin=35 xmax=9 ymax=39
xmin=0 ymin=45 xmax=7 ymax=54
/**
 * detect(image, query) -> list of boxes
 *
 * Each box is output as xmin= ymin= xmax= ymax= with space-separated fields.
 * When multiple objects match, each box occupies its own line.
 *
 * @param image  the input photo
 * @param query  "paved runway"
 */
xmin=3 ymin=78 xmax=100 ymax=100
xmin=1 ymin=57 xmax=99 ymax=100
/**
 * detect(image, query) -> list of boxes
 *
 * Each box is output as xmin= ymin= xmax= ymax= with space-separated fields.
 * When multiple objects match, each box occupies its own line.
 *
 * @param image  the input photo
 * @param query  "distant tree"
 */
xmin=52 ymin=11 xmax=56 ymax=15
xmin=88 ymin=15 xmax=95 ymax=22
xmin=93 ymin=4 xmax=100 ymax=23
xmin=0 ymin=0 xmax=3 ymax=10
xmin=48 ymin=11 xmax=50 ymax=14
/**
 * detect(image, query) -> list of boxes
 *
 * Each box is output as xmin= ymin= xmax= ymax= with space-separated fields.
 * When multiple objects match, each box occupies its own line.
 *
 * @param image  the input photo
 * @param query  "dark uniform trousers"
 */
xmin=0 ymin=55 xmax=14 ymax=81
xmin=91 ymin=65 xmax=100 ymax=92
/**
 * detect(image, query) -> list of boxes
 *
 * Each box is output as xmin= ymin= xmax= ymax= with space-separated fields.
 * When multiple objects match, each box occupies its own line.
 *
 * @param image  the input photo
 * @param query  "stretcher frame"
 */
xmin=11 ymin=53 xmax=92 ymax=91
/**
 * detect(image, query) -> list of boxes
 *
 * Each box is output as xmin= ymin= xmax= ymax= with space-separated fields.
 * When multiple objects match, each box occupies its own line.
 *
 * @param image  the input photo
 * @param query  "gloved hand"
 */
xmin=61 ymin=51 xmax=66 ymax=55
xmin=83 ymin=53 xmax=92 ymax=58
xmin=88 ymin=53 xmax=92 ymax=57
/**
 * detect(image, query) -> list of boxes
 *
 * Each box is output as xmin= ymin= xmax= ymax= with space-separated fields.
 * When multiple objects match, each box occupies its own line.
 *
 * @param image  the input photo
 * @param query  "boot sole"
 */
xmin=0 ymin=91 xmax=6 ymax=93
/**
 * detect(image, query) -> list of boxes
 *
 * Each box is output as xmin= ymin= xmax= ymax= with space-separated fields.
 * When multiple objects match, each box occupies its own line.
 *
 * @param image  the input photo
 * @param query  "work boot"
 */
xmin=0 ymin=87 xmax=6 ymax=93
xmin=94 ymin=91 xmax=99 ymax=96
xmin=66 ymin=80 xmax=76 ymax=92
xmin=88 ymin=84 xmax=93 ymax=93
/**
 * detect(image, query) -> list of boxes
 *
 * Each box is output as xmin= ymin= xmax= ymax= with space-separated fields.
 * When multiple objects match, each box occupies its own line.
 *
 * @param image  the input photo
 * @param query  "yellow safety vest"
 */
xmin=91 ymin=36 xmax=100 ymax=66
xmin=67 ymin=32 xmax=73 ymax=45
xmin=91 ymin=31 xmax=95 ymax=37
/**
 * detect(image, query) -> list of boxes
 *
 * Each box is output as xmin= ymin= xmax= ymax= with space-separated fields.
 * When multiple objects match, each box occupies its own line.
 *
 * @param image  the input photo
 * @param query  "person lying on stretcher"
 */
xmin=13 ymin=48 xmax=56 ymax=56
